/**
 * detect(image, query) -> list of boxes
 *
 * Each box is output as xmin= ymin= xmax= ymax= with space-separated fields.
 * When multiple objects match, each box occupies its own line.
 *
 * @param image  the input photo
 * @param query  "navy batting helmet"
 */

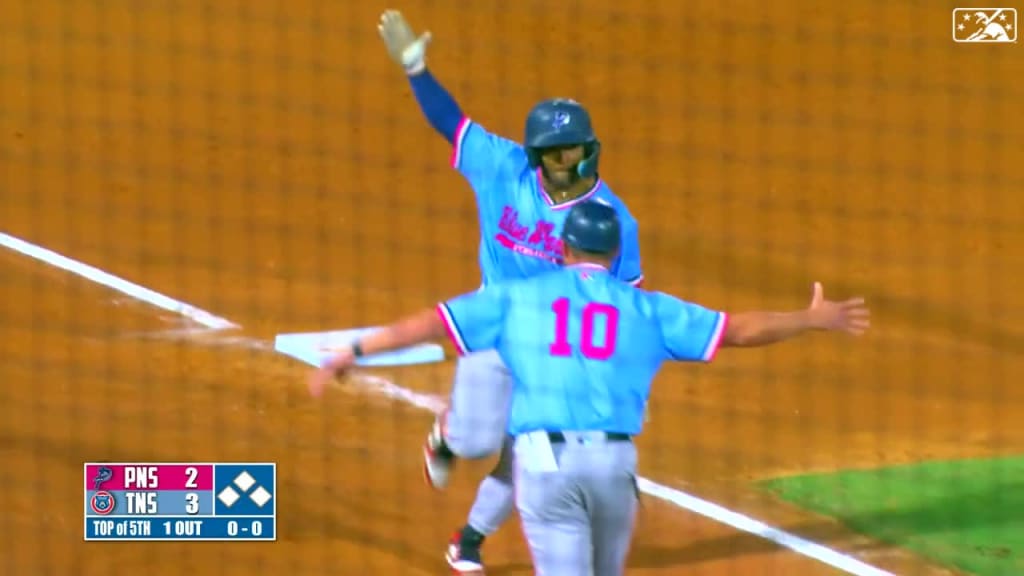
xmin=524 ymin=98 xmax=602 ymax=178
xmin=561 ymin=199 xmax=621 ymax=255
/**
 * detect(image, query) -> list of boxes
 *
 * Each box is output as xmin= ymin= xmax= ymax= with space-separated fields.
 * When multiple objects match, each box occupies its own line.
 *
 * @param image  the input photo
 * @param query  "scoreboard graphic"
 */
xmin=84 ymin=462 xmax=276 ymax=541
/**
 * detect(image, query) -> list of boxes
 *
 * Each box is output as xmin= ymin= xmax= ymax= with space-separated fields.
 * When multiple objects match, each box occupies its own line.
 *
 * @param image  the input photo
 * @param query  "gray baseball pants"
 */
xmin=513 ymin=430 xmax=640 ymax=576
xmin=443 ymin=349 xmax=517 ymax=536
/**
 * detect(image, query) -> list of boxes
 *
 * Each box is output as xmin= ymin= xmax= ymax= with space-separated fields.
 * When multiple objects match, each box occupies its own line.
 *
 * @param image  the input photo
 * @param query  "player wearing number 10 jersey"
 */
xmin=310 ymin=200 xmax=871 ymax=574
xmin=435 ymin=202 xmax=723 ymax=439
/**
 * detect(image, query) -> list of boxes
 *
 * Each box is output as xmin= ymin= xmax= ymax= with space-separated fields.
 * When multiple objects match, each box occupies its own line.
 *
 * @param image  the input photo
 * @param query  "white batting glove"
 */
xmin=378 ymin=10 xmax=432 ymax=75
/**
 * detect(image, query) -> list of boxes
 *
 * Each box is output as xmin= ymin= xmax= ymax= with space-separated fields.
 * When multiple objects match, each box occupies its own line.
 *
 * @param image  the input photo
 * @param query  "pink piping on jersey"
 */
xmin=450 ymin=117 xmax=644 ymax=285
xmin=702 ymin=312 xmax=730 ymax=362
xmin=450 ymin=117 xmax=472 ymax=169
xmin=567 ymin=262 xmax=609 ymax=272
xmin=569 ymin=264 xmax=644 ymax=288
xmin=449 ymin=116 xmax=602 ymax=210
xmin=436 ymin=303 xmax=470 ymax=356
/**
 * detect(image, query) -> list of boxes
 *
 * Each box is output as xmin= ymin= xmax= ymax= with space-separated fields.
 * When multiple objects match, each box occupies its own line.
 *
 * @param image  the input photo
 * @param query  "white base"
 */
xmin=273 ymin=327 xmax=446 ymax=368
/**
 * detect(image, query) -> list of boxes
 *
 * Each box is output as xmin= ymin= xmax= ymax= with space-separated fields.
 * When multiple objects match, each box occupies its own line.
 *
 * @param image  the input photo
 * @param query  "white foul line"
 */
xmin=1 ymin=232 xmax=893 ymax=576
xmin=0 ymin=232 xmax=238 ymax=330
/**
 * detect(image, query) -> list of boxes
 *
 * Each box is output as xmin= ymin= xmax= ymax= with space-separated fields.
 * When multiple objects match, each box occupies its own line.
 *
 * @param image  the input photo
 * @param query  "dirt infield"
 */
xmin=2 ymin=0 xmax=1021 ymax=574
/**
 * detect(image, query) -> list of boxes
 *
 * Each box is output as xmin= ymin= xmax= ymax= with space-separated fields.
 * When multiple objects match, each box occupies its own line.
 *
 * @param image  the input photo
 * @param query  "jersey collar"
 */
xmin=567 ymin=262 xmax=609 ymax=273
xmin=536 ymin=168 xmax=603 ymax=211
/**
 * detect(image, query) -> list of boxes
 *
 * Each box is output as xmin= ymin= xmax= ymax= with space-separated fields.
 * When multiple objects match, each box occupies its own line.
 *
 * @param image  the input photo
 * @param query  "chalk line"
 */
xmin=2 ymin=232 xmax=894 ymax=576
xmin=0 ymin=232 xmax=238 ymax=330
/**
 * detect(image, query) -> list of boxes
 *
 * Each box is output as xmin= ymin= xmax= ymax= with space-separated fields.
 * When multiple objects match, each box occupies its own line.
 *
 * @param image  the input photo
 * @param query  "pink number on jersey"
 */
xmin=580 ymin=302 xmax=619 ymax=360
xmin=549 ymin=297 xmax=574 ymax=356
xmin=549 ymin=298 xmax=620 ymax=360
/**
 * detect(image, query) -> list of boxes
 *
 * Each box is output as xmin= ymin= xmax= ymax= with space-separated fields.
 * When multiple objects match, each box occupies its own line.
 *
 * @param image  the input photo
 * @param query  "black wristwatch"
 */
xmin=351 ymin=340 xmax=365 ymax=358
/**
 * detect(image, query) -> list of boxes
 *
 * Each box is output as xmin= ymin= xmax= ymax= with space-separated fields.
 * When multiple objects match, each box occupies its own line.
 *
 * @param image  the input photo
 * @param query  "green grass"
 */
xmin=758 ymin=456 xmax=1024 ymax=575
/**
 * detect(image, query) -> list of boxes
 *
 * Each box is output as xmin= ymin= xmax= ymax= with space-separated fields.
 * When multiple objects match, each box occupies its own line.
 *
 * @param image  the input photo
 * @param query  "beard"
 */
xmin=541 ymin=165 xmax=580 ymax=191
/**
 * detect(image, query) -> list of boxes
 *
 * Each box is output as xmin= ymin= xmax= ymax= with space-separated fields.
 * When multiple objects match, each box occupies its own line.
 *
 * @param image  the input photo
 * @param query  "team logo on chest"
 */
xmin=497 ymin=206 xmax=564 ymax=263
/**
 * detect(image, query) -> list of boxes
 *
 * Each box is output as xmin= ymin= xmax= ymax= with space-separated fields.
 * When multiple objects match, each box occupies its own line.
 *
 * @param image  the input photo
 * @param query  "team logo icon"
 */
xmin=952 ymin=8 xmax=1016 ymax=43
xmin=93 ymin=466 xmax=113 ymax=490
xmin=552 ymin=111 xmax=571 ymax=129
xmin=90 ymin=491 xmax=116 ymax=515
xmin=90 ymin=466 xmax=116 ymax=515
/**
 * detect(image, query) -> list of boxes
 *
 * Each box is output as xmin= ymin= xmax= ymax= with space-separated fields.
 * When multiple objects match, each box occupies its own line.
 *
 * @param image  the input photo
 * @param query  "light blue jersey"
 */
xmin=437 ymin=264 xmax=728 ymax=436
xmin=451 ymin=118 xmax=644 ymax=287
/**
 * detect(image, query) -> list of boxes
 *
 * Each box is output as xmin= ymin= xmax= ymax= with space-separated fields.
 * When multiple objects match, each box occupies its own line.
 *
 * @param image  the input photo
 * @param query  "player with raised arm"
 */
xmin=309 ymin=200 xmax=871 ymax=576
xmin=376 ymin=8 xmax=645 ymax=573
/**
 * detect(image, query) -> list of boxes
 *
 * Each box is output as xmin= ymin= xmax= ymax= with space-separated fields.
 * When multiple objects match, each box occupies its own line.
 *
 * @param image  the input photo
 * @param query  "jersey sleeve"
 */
xmin=652 ymin=292 xmax=728 ymax=362
xmin=610 ymin=214 xmax=644 ymax=287
xmin=435 ymin=284 xmax=508 ymax=356
xmin=450 ymin=119 xmax=523 ymax=192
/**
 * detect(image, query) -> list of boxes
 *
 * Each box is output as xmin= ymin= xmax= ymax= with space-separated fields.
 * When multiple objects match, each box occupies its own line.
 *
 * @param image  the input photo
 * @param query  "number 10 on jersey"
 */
xmin=549 ymin=298 xmax=619 ymax=360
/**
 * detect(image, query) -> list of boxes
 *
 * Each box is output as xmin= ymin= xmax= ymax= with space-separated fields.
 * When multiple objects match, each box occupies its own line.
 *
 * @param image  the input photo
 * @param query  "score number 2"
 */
xmin=549 ymin=298 xmax=619 ymax=360
xmin=185 ymin=467 xmax=199 ymax=515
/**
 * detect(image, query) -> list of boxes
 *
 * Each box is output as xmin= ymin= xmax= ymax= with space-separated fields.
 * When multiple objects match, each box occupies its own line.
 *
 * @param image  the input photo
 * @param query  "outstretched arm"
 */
xmin=357 ymin=308 xmax=446 ymax=357
xmin=720 ymin=282 xmax=869 ymax=348
xmin=308 ymin=286 xmax=508 ymax=397
xmin=657 ymin=282 xmax=869 ymax=362
xmin=306 ymin=307 xmax=444 ymax=397
xmin=378 ymin=10 xmax=464 ymax=144
xmin=720 ymin=310 xmax=817 ymax=347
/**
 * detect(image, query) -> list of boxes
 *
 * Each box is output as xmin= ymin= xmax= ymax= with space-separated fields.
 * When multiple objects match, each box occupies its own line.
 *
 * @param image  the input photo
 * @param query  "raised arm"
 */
xmin=377 ymin=9 xmax=521 ymax=186
xmin=378 ymin=10 xmax=464 ymax=144
xmin=407 ymin=69 xmax=464 ymax=145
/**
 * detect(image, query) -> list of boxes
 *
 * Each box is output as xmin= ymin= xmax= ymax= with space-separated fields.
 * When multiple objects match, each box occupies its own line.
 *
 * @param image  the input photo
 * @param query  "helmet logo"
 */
xmin=552 ymin=111 xmax=571 ymax=129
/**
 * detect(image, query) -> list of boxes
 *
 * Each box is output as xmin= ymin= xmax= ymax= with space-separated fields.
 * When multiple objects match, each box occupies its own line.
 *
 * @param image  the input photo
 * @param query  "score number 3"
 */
xmin=185 ymin=467 xmax=199 ymax=515
xmin=549 ymin=298 xmax=619 ymax=360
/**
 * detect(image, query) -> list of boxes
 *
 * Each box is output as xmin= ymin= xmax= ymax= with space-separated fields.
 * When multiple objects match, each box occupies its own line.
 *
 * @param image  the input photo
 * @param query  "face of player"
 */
xmin=540 ymin=145 xmax=586 ymax=190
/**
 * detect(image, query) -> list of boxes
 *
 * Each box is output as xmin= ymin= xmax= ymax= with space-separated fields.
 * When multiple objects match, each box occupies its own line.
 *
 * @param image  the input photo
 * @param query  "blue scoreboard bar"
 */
xmin=83 ymin=462 xmax=276 ymax=542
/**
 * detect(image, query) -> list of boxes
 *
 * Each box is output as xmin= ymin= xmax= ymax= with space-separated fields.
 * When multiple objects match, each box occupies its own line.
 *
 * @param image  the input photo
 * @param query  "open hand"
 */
xmin=378 ymin=9 xmax=432 ymax=73
xmin=807 ymin=282 xmax=870 ymax=335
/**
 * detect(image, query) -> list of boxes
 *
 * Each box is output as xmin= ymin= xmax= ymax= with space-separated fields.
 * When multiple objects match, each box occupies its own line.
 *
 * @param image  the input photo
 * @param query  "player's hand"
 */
xmin=806 ymin=282 xmax=870 ymax=335
xmin=307 ymin=349 xmax=357 ymax=398
xmin=378 ymin=9 xmax=432 ymax=74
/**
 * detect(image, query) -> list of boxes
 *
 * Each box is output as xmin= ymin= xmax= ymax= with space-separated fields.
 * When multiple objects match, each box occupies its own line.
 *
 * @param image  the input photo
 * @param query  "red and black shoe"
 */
xmin=445 ymin=528 xmax=485 ymax=575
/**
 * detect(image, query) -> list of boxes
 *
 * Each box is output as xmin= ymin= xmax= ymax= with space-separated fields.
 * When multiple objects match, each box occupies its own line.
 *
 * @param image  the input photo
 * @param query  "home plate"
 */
xmin=273 ymin=327 xmax=446 ymax=368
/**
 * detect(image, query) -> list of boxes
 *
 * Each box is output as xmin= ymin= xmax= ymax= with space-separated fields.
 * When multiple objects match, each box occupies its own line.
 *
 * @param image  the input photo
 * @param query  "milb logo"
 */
xmin=952 ymin=8 xmax=1017 ymax=42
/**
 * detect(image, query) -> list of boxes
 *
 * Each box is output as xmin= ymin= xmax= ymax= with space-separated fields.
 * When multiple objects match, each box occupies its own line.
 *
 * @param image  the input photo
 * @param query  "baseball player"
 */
xmin=309 ymin=200 xmax=871 ymax=576
xmin=376 ymin=8 xmax=645 ymax=572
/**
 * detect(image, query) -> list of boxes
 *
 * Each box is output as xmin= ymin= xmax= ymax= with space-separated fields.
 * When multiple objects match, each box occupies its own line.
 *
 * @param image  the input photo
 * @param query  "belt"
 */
xmin=547 ymin=431 xmax=631 ymax=443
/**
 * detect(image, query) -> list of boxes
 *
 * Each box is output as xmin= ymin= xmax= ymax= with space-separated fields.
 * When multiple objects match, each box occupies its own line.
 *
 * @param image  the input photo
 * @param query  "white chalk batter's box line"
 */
xmin=0 ymin=230 xmax=894 ymax=576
